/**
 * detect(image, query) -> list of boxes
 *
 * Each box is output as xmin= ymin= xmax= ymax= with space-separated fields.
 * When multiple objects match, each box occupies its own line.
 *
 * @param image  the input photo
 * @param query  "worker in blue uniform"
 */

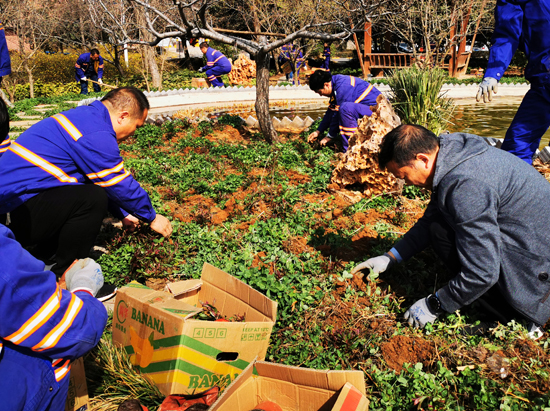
xmin=278 ymin=43 xmax=292 ymax=81
xmin=291 ymin=45 xmax=305 ymax=85
xmin=75 ymin=48 xmax=104 ymax=95
xmin=0 ymin=224 xmax=108 ymax=411
xmin=307 ymin=70 xmax=381 ymax=152
xmin=198 ymin=42 xmax=232 ymax=88
xmin=278 ymin=43 xmax=304 ymax=84
xmin=321 ymin=42 xmax=331 ymax=70
xmin=476 ymin=0 xmax=550 ymax=164
xmin=0 ymin=96 xmax=10 ymax=158
xmin=0 ymin=87 xmax=172 ymax=277
xmin=0 ymin=20 xmax=11 ymax=86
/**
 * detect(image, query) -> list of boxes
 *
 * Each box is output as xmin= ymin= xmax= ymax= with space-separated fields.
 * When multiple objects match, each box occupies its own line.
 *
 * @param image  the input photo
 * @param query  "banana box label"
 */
xmin=112 ymin=263 xmax=277 ymax=396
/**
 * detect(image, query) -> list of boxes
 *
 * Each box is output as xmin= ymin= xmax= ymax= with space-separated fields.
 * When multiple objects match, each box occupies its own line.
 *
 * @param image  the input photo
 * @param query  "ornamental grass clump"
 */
xmin=87 ymin=337 xmax=164 ymax=411
xmin=387 ymin=67 xmax=455 ymax=135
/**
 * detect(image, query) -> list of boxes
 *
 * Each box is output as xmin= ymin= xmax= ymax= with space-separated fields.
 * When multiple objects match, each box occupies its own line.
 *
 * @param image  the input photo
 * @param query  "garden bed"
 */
xmin=86 ymin=117 xmax=550 ymax=410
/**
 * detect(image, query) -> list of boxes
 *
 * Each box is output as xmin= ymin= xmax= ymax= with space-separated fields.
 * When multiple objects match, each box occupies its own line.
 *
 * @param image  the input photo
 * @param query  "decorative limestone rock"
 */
xmin=330 ymin=95 xmax=402 ymax=196
xmin=228 ymin=54 xmax=257 ymax=85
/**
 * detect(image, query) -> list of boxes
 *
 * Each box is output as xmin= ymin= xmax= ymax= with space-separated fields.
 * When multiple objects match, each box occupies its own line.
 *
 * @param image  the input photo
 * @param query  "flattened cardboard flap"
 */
xmin=253 ymin=361 xmax=366 ymax=395
xmin=166 ymin=279 xmax=203 ymax=297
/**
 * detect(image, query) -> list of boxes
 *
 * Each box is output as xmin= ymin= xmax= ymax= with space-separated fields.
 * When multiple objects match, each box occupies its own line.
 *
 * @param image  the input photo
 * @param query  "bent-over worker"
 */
xmin=198 ymin=42 xmax=232 ymax=88
xmin=0 ymin=87 xmax=172 ymax=277
xmin=75 ymin=48 xmax=104 ymax=95
xmin=352 ymin=125 xmax=550 ymax=338
xmin=307 ymin=70 xmax=381 ymax=152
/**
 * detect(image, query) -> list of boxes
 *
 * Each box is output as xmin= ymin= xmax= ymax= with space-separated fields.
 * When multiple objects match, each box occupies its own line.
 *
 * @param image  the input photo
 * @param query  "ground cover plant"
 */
xmin=85 ymin=116 xmax=550 ymax=410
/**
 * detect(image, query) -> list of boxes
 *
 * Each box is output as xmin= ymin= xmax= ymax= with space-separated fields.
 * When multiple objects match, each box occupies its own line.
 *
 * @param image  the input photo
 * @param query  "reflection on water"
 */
xmin=449 ymin=98 xmax=550 ymax=148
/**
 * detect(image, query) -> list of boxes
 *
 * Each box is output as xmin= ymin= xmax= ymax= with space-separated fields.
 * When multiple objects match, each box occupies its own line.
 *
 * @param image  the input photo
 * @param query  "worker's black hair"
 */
xmin=199 ymin=42 xmax=208 ymax=49
xmin=90 ymin=48 xmax=100 ymax=56
xmin=0 ymin=97 xmax=9 ymax=140
xmin=378 ymin=124 xmax=439 ymax=169
xmin=309 ymin=70 xmax=332 ymax=92
xmin=102 ymin=87 xmax=150 ymax=119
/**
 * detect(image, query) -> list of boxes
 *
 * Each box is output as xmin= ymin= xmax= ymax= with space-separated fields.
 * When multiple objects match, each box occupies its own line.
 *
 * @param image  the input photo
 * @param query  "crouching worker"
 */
xmin=307 ymin=70 xmax=381 ymax=152
xmin=0 ymin=224 xmax=108 ymax=410
xmin=198 ymin=42 xmax=232 ymax=88
xmin=0 ymin=87 xmax=172 ymax=278
xmin=352 ymin=125 xmax=550 ymax=338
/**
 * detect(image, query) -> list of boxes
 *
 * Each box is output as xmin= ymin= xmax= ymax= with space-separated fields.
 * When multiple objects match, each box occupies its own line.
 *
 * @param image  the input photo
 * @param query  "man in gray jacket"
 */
xmin=352 ymin=124 xmax=550 ymax=337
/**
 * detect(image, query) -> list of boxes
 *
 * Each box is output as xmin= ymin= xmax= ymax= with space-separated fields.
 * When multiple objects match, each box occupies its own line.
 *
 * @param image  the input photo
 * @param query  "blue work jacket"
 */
xmin=0 ymin=21 xmax=11 ymax=77
xmin=0 ymin=224 xmax=107 ymax=411
xmin=0 ymin=101 xmax=157 ymax=222
xmin=318 ymin=74 xmax=381 ymax=135
xmin=74 ymin=52 xmax=104 ymax=82
xmin=201 ymin=47 xmax=232 ymax=72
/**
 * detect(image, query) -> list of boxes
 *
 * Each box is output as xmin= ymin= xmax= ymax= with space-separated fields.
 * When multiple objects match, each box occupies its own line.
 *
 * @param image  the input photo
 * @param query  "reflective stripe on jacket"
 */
xmin=318 ymin=74 xmax=381 ymax=134
xmin=0 ymin=100 xmax=157 ymax=222
xmin=0 ymin=224 xmax=107 ymax=410
xmin=201 ymin=47 xmax=232 ymax=72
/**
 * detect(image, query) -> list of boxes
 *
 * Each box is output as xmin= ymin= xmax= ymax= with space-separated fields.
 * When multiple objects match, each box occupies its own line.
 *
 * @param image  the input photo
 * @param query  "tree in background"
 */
xmin=1 ymin=0 xmax=62 ymax=99
xmin=383 ymin=0 xmax=490 ymax=73
xmin=86 ymin=0 xmax=392 ymax=143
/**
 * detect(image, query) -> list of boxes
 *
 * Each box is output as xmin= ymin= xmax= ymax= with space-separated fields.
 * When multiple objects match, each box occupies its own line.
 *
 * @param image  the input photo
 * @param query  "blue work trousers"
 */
xmin=338 ymin=102 xmax=373 ymax=152
xmin=501 ymin=85 xmax=550 ymax=164
xmin=321 ymin=57 xmax=330 ymax=70
xmin=79 ymin=72 xmax=100 ymax=95
xmin=206 ymin=67 xmax=227 ymax=88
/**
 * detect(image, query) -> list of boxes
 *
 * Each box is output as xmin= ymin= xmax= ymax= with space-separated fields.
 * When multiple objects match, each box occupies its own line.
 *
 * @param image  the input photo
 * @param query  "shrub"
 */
xmin=387 ymin=67 xmax=455 ymax=135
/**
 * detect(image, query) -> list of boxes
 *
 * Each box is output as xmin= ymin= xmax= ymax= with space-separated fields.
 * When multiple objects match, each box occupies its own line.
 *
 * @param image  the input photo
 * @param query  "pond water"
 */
xmin=259 ymin=97 xmax=550 ymax=149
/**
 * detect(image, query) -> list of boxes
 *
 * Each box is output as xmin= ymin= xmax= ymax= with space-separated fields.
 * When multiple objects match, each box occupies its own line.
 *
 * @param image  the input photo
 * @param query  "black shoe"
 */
xmin=96 ymin=282 xmax=117 ymax=302
xmin=461 ymin=321 xmax=498 ymax=336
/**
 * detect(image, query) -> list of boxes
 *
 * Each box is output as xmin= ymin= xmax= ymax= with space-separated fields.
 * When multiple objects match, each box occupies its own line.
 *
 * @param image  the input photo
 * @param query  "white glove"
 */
xmin=198 ymin=67 xmax=204 ymax=73
xmin=80 ymin=76 xmax=87 ymax=81
xmin=476 ymin=77 xmax=498 ymax=103
xmin=404 ymin=296 xmax=439 ymax=328
xmin=65 ymin=258 xmax=104 ymax=297
xmin=98 ymin=78 xmax=103 ymax=84
xmin=351 ymin=253 xmax=394 ymax=276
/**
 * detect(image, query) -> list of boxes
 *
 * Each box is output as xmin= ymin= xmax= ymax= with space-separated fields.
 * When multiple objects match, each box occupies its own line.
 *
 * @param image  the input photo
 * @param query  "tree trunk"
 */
xmin=25 ymin=63 xmax=34 ymax=99
xmin=145 ymin=46 xmax=162 ymax=89
xmin=113 ymin=45 xmax=126 ymax=77
xmin=79 ymin=13 xmax=86 ymax=48
xmin=255 ymin=50 xmax=278 ymax=144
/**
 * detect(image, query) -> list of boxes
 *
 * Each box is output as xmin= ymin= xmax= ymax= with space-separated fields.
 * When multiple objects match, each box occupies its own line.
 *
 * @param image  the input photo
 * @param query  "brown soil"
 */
xmin=205 ymin=125 xmax=247 ymax=144
xmin=381 ymin=335 xmax=436 ymax=373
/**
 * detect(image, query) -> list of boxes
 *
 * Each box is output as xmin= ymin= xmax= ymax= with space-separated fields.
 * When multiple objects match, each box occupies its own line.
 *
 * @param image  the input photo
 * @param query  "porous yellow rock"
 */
xmin=330 ymin=95 xmax=402 ymax=196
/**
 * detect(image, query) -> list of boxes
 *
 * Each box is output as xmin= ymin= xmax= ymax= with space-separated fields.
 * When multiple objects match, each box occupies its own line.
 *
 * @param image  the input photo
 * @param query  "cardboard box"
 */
xmin=331 ymin=382 xmax=369 ymax=411
xmin=65 ymin=357 xmax=89 ymax=411
xmin=210 ymin=360 xmax=369 ymax=411
xmin=191 ymin=78 xmax=209 ymax=88
xmin=112 ymin=263 xmax=278 ymax=396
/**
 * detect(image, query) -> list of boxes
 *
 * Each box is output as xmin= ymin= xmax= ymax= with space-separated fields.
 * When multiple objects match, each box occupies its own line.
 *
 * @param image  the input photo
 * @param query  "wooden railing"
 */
xmin=364 ymin=53 xmax=414 ymax=69
xmin=363 ymin=53 xmax=452 ymax=74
